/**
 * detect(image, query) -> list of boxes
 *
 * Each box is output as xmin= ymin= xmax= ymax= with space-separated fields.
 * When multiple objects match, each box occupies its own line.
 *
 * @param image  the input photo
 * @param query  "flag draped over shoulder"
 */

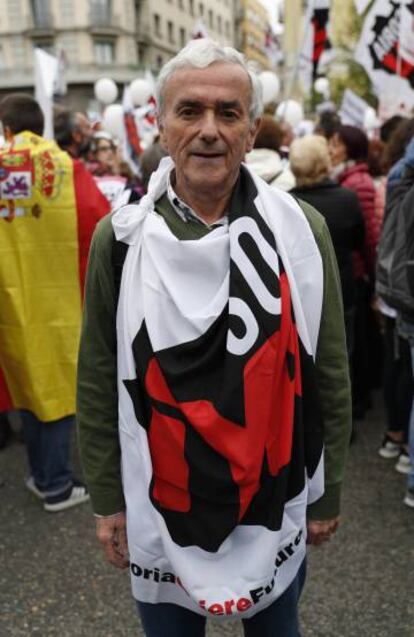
xmin=355 ymin=0 xmax=414 ymax=109
xmin=0 ymin=132 xmax=83 ymax=421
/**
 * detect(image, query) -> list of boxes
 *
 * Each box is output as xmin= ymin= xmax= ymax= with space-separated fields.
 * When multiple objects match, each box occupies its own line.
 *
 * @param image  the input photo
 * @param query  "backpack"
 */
xmin=376 ymin=166 xmax=414 ymax=316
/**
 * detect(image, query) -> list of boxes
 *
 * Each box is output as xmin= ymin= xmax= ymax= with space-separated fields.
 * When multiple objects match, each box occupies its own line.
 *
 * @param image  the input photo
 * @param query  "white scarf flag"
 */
xmin=112 ymin=158 xmax=324 ymax=618
xmin=355 ymin=0 xmax=414 ymax=108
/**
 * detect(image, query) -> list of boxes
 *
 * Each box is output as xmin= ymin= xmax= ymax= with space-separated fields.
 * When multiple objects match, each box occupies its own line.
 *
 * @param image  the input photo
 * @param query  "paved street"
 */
xmin=1 ymin=394 xmax=413 ymax=637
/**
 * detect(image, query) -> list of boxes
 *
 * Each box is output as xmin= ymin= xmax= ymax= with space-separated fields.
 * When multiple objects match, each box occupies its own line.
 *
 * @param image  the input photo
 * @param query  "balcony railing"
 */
xmin=24 ymin=12 xmax=55 ymax=34
xmin=89 ymin=5 xmax=120 ymax=29
xmin=32 ymin=11 xmax=54 ymax=28
xmin=0 ymin=63 xmax=142 ymax=91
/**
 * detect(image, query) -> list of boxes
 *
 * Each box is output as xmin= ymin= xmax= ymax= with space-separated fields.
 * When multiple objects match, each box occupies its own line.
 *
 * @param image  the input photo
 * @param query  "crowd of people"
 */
xmin=0 ymin=36 xmax=412 ymax=635
xmin=244 ymin=108 xmax=414 ymax=509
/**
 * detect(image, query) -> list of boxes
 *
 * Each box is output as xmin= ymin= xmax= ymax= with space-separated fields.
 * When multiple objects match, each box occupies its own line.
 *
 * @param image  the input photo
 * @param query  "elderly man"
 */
xmin=54 ymin=108 xmax=93 ymax=160
xmin=77 ymin=39 xmax=351 ymax=636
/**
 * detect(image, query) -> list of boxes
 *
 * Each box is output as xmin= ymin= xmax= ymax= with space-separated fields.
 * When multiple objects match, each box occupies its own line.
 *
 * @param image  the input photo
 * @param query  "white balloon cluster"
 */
xmin=94 ymin=78 xmax=118 ymax=105
xmin=259 ymin=71 xmax=280 ymax=106
xmin=102 ymin=104 xmax=125 ymax=141
xmin=129 ymin=78 xmax=153 ymax=107
xmin=275 ymin=100 xmax=304 ymax=128
xmin=93 ymin=76 xmax=155 ymax=143
xmin=314 ymin=76 xmax=330 ymax=100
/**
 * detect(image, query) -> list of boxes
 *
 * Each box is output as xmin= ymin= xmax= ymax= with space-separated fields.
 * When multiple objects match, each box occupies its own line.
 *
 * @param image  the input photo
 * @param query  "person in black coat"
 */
xmin=289 ymin=134 xmax=365 ymax=361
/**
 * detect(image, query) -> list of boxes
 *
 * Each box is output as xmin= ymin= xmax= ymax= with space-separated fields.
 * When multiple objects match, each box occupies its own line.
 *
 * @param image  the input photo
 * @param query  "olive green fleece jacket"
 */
xmin=77 ymin=194 xmax=352 ymax=520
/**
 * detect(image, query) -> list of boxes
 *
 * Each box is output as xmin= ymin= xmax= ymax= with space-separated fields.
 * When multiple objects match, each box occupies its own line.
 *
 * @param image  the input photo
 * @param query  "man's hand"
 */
xmin=96 ymin=511 xmax=129 ymax=569
xmin=306 ymin=516 xmax=340 ymax=546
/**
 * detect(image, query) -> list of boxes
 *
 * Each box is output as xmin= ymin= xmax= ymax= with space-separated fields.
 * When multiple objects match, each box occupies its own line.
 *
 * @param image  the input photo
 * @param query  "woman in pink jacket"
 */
xmin=329 ymin=125 xmax=380 ymax=282
xmin=329 ymin=125 xmax=381 ymax=424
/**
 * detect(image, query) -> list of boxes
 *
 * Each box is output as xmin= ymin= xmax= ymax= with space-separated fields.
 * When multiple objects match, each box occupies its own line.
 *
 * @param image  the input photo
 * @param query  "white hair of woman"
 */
xmin=289 ymin=134 xmax=332 ymax=187
xmin=155 ymin=38 xmax=263 ymax=124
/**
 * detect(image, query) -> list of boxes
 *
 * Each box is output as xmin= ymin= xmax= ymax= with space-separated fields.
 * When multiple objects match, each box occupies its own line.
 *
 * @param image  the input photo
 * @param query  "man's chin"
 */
xmin=183 ymin=168 xmax=229 ymax=190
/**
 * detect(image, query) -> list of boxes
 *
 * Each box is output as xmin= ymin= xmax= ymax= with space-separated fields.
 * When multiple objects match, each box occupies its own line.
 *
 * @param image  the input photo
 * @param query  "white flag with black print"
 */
xmin=355 ymin=0 xmax=414 ymax=108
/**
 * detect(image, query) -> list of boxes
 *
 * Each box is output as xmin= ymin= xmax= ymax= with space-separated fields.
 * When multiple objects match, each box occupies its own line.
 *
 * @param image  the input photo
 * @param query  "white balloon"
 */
xmin=314 ymin=77 xmax=329 ymax=95
xmin=276 ymin=100 xmax=304 ymax=127
xmin=364 ymin=106 xmax=379 ymax=131
xmin=102 ymin=104 xmax=125 ymax=141
xmin=130 ymin=78 xmax=152 ymax=107
xmin=259 ymin=71 xmax=280 ymax=105
xmin=94 ymin=78 xmax=118 ymax=105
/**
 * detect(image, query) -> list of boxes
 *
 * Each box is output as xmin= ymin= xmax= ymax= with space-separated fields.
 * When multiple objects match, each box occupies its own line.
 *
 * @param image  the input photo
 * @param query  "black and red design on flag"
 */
xmin=124 ymin=170 xmax=324 ymax=552
xmin=124 ymin=112 xmax=143 ymax=159
xmin=312 ymin=8 xmax=331 ymax=79
xmin=369 ymin=1 xmax=414 ymax=87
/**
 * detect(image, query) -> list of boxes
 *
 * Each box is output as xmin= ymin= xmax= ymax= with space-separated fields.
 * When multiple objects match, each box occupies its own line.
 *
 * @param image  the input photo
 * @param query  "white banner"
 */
xmin=299 ymin=2 xmax=314 ymax=93
xmin=299 ymin=0 xmax=331 ymax=93
xmin=339 ymin=89 xmax=371 ymax=127
xmin=355 ymin=0 xmax=414 ymax=108
xmin=400 ymin=1 xmax=414 ymax=65
xmin=354 ymin=0 xmax=371 ymax=14
xmin=34 ymin=48 xmax=59 ymax=140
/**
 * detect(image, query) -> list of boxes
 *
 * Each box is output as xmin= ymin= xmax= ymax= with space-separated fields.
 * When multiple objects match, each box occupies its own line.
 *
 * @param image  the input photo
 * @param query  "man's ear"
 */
xmin=246 ymin=117 xmax=262 ymax=153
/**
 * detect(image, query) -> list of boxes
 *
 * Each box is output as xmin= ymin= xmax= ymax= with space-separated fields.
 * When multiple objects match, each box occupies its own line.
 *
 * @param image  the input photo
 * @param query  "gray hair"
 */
xmin=155 ymin=39 xmax=263 ymax=124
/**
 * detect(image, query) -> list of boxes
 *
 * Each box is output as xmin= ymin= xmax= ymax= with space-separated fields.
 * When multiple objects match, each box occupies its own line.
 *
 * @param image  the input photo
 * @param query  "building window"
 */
xmin=10 ymin=36 xmax=26 ymax=67
xmin=59 ymin=0 xmax=75 ymax=25
xmin=208 ymin=9 xmax=213 ymax=29
xmin=31 ymin=0 xmax=53 ymax=28
xmin=217 ymin=15 xmax=222 ymax=33
xmin=189 ymin=0 xmax=194 ymax=16
xmin=167 ymin=21 xmax=174 ymax=44
xmin=58 ymin=33 xmax=77 ymax=63
xmin=153 ymin=13 xmax=161 ymax=37
xmin=90 ymin=0 xmax=112 ymax=24
xmin=198 ymin=2 xmax=204 ymax=16
xmin=179 ymin=27 xmax=186 ymax=48
xmin=0 ymin=45 xmax=5 ymax=69
xmin=156 ymin=54 xmax=163 ymax=69
xmin=94 ymin=40 xmax=115 ymax=64
xmin=225 ymin=20 xmax=230 ymax=38
xmin=8 ymin=0 xmax=22 ymax=29
xmin=178 ymin=0 xmax=184 ymax=8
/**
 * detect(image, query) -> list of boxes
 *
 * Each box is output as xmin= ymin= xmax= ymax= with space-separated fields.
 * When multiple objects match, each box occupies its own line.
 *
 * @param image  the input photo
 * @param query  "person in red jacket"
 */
xmin=329 ymin=125 xmax=381 ymax=422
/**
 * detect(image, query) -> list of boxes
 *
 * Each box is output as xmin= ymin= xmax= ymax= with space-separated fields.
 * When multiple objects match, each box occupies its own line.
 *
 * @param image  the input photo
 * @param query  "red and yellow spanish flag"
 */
xmin=0 ymin=131 xmax=110 ymax=421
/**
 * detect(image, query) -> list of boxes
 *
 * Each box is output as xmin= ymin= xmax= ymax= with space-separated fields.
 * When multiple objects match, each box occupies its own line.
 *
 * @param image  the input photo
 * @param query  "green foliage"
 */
xmin=327 ymin=0 xmax=378 ymax=108
xmin=327 ymin=55 xmax=378 ymax=109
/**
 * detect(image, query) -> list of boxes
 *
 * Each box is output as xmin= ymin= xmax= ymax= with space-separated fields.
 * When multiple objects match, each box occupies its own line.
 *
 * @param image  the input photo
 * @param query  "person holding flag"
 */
xmin=0 ymin=93 xmax=109 ymax=511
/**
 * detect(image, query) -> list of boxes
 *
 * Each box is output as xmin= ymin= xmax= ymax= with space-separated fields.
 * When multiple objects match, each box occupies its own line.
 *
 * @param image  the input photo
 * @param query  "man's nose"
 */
xmin=199 ymin=112 xmax=219 ymax=142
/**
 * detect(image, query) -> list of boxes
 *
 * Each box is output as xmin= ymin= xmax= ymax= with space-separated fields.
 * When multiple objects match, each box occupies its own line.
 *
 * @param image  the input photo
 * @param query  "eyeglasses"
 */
xmin=97 ymin=144 xmax=115 ymax=152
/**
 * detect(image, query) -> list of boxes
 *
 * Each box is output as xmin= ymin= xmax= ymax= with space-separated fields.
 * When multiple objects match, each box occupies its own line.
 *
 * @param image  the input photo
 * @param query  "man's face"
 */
xmin=158 ymin=62 xmax=260 ymax=199
xmin=75 ymin=113 xmax=93 ymax=156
